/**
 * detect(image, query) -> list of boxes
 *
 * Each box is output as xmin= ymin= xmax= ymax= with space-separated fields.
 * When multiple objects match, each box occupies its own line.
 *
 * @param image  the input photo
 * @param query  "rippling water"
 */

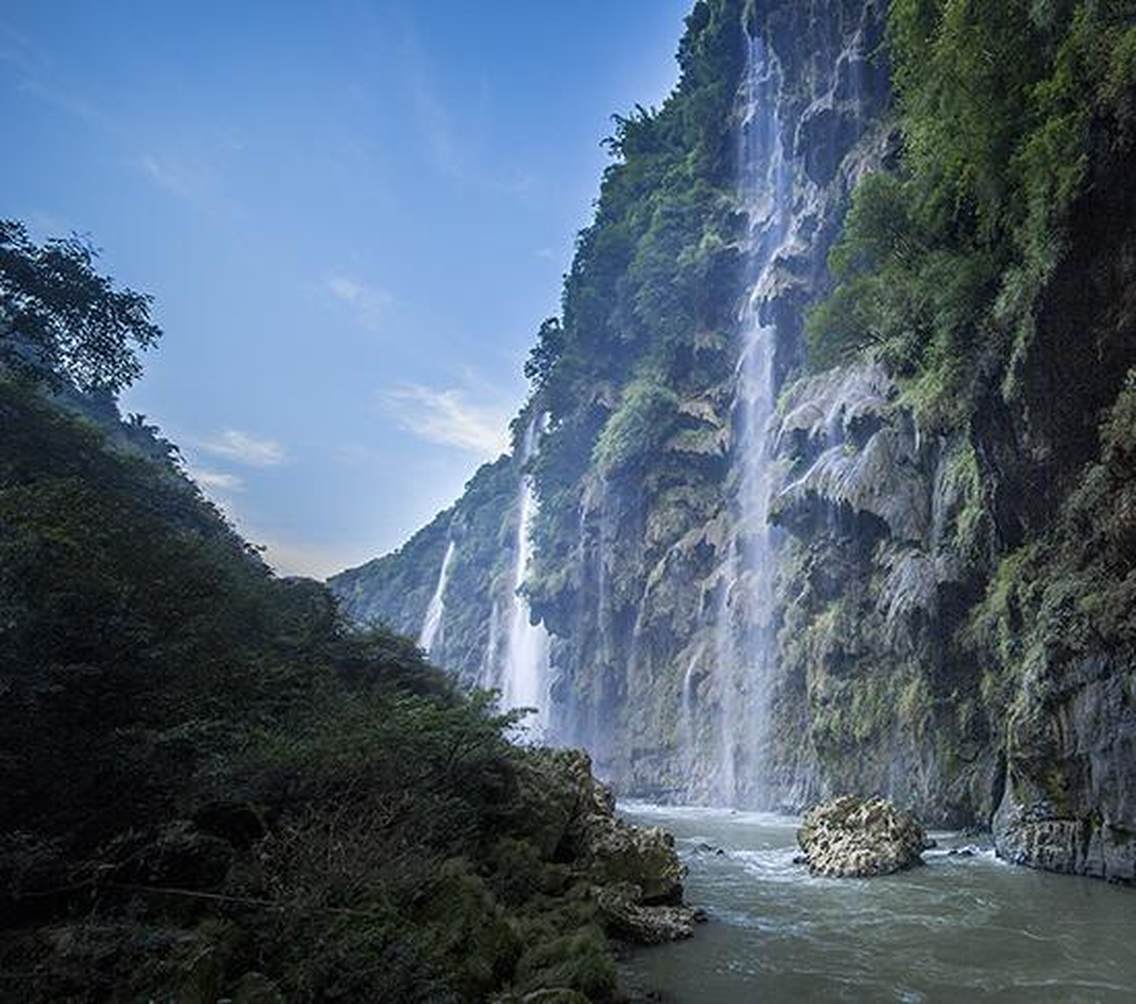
xmin=619 ymin=803 xmax=1136 ymax=1003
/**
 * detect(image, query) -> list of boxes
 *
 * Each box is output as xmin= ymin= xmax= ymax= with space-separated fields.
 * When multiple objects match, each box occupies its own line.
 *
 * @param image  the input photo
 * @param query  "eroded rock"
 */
xmin=798 ymin=796 xmax=926 ymax=877
xmin=595 ymin=882 xmax=701 ymax=945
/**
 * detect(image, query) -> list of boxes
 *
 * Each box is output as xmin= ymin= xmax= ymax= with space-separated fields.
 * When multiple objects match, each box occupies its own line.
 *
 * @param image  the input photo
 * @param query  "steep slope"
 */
xmin=1 ymin=377 xmax=701 ymax=1003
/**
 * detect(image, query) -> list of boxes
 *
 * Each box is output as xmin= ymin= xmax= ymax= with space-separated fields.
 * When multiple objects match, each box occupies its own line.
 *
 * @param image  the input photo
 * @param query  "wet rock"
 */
xmin=515 ymin=750 xmax=685 ymax=904
xmin=585 ymin=818 xmax=685 ymax=905
xmin=993 ymin=655 xmax=1136 ymax=885
xmin=596 ymin=882 xmax=700 ymax=945
xmin=798 ymin=796 xmax=926 ymax=877
xmin=948 ymin=846 xmax=979 ymax=858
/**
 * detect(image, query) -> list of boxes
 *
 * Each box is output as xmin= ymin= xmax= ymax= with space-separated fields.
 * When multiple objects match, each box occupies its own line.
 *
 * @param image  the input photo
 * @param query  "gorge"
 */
xmin=332 ymin=0 xmax=1136 ymax=887
xmin=4 ymin=1 xmax=1136 ymax=1000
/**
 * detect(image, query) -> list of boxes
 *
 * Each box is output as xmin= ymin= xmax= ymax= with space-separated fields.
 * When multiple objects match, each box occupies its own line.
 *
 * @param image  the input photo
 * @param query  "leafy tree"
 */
xmin=523 ymin=317 xmax=564 ymax=391
xmin=0 ymin=219 xmax=161 ymax=392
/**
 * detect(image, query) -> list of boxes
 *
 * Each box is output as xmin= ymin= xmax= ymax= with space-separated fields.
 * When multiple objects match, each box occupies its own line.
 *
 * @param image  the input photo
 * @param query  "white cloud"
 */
xmin=191 ymin=468 xmax=244 ymax=492
xmin=325 ymin=273 xmax=392 ymax=331
xmin=199 ymin=429 xmax=286 ymax=467
xmin=138 ymin=153 xmax=218 ymax=202
xmin=384 ymin=383 xmax=511 ymax=456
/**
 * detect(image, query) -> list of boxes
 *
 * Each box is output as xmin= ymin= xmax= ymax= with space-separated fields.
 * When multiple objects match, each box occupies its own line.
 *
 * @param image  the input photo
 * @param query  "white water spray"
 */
xmin=420 ymin=538 xmax=455 ymax=658
xmin=500 ymin=419 xmax=552 ymax=734
xmin=712 ymin=31 xmax=792 ymax=805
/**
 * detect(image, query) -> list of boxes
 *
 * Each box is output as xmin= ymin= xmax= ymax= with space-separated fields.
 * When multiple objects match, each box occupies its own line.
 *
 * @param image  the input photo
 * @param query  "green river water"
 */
xmin=619 ymin=803 xmax=1135 ymax=1003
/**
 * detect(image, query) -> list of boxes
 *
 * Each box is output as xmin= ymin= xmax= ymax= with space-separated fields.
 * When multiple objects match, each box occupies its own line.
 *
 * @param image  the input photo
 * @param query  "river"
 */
xmin=619 ymin=803 xmax=1135 ymax=1003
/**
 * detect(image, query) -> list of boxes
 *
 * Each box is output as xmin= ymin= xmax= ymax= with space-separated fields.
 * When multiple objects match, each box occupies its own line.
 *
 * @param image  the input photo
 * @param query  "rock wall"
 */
xmin=330 ymin=0 xmax=1136 ymax=883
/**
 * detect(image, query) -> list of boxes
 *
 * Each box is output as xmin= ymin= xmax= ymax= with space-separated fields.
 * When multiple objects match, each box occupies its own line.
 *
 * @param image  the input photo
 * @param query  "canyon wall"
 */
xmin=331 ymin=0 xmax=1136 ymax=883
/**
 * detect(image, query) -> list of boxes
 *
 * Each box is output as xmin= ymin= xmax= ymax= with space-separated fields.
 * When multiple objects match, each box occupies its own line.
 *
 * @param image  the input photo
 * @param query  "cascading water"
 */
xmin=711 ymin=30 xmax=792 ymax=806
xmin=478 ymin=599 xmax=501 ymax=689
xmin=420 ymin=538 xmax=456 ymax=658
xmin=499 ymin=418 xmax=552 ymax=735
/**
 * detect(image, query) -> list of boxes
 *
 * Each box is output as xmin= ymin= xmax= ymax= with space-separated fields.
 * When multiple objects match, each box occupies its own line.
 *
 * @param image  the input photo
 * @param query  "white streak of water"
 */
xmin=420 ymin=538 xmax=455 ymax=658
xmin=500 ymin=418 xmax=552 ymax=735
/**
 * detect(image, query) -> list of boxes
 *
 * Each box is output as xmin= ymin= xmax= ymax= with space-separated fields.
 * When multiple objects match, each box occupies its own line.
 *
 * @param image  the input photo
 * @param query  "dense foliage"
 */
xmin=0 ymin=219 xmax=161 ymax=392
xmin=528 ymin=0 xmax=747 ymax=596
xmin=0 ymin=233 xmax=642 ymax=1002
xmin=807 ymin=0 xmax=1136 ymax=427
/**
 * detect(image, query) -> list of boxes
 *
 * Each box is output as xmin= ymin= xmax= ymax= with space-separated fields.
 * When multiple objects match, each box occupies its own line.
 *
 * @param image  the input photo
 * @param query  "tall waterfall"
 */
xmin=713 ymin=31 xmax=791 ymax=805
xmin=499 ymin=418 xmax=552 ymax=734
xmin=420 ymin=538 xmax=455 ymax=658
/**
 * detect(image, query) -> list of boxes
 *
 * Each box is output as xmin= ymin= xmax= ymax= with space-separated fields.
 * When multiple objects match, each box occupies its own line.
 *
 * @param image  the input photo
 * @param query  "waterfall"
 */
xmin=478 ymin=599 xmax=501 ymax=689
xmin=712 ymin=31 xmax=791 ymax=805
xmin=420 ymin=538 xmax=455 ymax=658
xmin=499 ymin=418 xmax=552 ymax=735
xmin=680 ymin=648 xmax=702 ymax=776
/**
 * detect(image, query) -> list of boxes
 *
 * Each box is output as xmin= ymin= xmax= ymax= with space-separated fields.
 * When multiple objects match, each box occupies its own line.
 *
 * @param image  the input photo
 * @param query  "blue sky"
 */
xmin=1 ymin=0 xmax=691 ymax=577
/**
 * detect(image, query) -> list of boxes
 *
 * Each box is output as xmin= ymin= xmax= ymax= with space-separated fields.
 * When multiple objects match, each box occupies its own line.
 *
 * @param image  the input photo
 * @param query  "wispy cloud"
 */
xmin=199 ymin=429 xmax=286 ymax=467
xmin=325 ymin=274 xmax=392 ymax=331
xmin=191 ymin=468 xmax=244 ymax=492
xmin=402 ymin=29 xmax=539 ymax=201
xmin=137 ymin=153 xmax=227 ymax=207
xmin=384 ymin=382 xmax=511 ymax=456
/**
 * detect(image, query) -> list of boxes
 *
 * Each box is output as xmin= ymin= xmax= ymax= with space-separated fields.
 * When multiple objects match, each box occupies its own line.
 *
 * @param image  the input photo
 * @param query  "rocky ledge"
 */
xmin=511 ymin=749 xmax=703 ymax=944
xmin=798 ymin=796 xmax=928 ymax=877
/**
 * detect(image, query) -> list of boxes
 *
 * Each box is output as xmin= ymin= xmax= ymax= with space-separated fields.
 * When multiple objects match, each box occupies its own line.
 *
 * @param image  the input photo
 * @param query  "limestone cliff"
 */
xmin=331 ymin=0 xmax=1136 ymax=884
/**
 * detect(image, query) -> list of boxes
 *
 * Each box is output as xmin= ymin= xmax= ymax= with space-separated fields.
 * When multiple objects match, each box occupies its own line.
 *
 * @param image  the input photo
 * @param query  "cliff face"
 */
xmin=331 ymin=454 xmax=522 ymax=688
xmin=331 ymin=0 xmax=1136 ymax=883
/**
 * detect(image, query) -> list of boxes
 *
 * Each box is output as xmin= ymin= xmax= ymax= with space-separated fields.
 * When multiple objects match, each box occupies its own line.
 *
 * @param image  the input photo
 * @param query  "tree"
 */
xmin=523 ymin=317 xmax=564 ymax=391
xmin=0 ymin=219 xmax=161 ymax=393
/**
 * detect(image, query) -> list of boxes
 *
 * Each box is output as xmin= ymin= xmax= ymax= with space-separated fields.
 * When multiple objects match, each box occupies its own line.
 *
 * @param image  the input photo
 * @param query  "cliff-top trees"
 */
xmin=0 ymin=219 xmax=161 ymax=392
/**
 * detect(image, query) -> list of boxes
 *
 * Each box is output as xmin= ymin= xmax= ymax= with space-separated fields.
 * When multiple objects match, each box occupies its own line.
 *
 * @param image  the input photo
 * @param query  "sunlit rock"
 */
xmin=797 ymin=795 xmax=927 ymax=877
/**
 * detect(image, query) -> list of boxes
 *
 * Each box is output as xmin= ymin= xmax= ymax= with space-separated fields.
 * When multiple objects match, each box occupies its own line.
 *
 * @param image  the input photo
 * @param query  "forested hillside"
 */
xmin=0 ymin=223 xmax=695 ymax=1002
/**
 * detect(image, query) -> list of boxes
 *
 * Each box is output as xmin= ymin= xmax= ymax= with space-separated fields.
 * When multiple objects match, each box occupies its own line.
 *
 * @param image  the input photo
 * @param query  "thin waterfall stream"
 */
xmin=499 ymin=417 xmax=552 ymax=736
xmin=419 ymin=538 xmax=455 ymax=658
xmin=711 ymin=31 xmax=791 ymax=806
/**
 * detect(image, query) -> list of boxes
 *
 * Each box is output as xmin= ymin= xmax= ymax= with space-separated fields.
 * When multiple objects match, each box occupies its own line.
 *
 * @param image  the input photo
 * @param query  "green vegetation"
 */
xmin=593 ymin=378 xmax=680 ymax=476
xmin=807 ymin=1 xmax=1136 ymax=427
xmin=0 ymin=219 xmax=160 ymax=392
xmin=528 ymin=0 xmax=746 ymax=596
xmin=0 ymin=226 xmax=662 ymax=1002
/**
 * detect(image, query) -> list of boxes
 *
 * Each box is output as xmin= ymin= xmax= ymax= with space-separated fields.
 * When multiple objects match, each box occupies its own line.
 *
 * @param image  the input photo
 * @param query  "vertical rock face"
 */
xmin=534 ymin=0 xmax=892 ymax=805
xmin=333 ymin=0 xmax=892 ymax=797
xmin=330 ymin=0 xmax=1136 ymax=883
xmin=329 ymin=452 xmax=523 ymax=689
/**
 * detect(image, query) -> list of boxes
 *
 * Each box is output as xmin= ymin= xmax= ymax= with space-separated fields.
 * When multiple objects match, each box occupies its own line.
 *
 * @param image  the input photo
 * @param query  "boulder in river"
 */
xmin=596 ymin=882 xmax=704 ymax=945
xmin=797 ymin=796 xmax=927 ymax=877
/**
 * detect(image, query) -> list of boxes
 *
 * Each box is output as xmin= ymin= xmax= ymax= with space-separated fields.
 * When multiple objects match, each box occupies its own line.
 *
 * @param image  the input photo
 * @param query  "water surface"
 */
xmin=620 ymin=803 xmax=1135 ymax=1003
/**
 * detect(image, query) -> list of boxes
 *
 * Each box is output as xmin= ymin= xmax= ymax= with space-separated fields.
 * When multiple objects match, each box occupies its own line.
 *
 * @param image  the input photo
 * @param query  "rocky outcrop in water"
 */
xmin=797 ymin=796 xmax=927 ymax=878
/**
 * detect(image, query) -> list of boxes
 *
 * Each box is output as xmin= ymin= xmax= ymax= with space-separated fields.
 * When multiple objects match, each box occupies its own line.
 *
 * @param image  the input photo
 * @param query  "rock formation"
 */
xmin=797 ymin=796 xmax=927 ymax=878
xmin=331 ymin=0 xmax=1136 ymax=885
